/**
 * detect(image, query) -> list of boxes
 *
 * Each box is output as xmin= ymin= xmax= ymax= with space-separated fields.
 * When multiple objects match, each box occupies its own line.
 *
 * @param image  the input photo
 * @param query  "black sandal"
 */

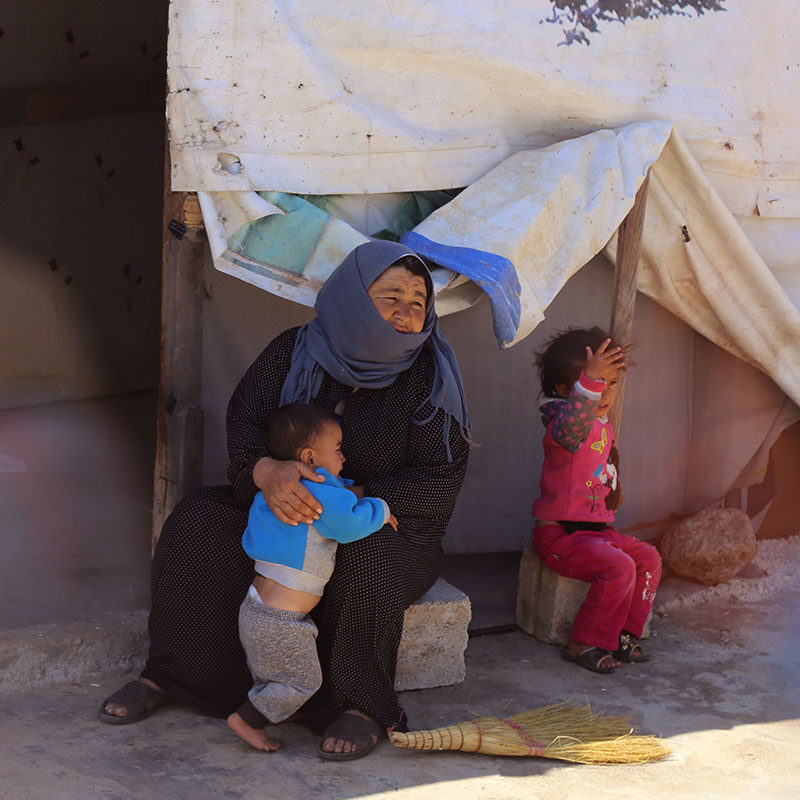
xmin=318 ymin=711 xmax=384 ymax=761
xmin=560 ymin=645 xmax=617 ymax=674
xmin=98 ymin=680 xmax=169 ymax=725
xmin=613 ymin=631 xmax=651 ymax=663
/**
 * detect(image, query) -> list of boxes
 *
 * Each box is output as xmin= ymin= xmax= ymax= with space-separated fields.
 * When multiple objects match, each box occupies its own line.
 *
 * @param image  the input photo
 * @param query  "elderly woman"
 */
xmin=99 ymin=240 xmax=471 ymax=759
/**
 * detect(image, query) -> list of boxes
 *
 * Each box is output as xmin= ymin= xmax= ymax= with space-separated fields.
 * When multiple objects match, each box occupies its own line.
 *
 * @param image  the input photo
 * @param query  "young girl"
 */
xmin=532 ymin=327 xmax=661 ymax=674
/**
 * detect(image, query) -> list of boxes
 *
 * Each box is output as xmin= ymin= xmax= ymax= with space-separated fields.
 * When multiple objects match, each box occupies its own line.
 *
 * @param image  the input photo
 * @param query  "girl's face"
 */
xmin=596 ymin=370 xmax=620 ymax=418
xmin=556 ymin=364 xmax=621 ymax=417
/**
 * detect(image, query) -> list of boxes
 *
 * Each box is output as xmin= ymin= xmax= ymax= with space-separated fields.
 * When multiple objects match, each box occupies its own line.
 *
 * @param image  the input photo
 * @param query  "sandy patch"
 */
xmin=655 ymin=533 xmax=800 ymax=611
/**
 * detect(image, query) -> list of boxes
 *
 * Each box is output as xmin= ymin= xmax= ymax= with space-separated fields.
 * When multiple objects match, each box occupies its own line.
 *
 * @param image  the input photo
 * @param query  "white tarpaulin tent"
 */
xmin=165 ymin=0 xmax=800 ymax=538
xmin=168 ymin=0 xmax=799 ymax=215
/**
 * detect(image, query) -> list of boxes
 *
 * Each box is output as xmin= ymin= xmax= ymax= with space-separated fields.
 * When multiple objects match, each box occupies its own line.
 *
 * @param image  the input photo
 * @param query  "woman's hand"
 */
xmin=584 ymin=338 xmax=625 ymax=382
xmin=252 ymin=457 xmax=324 ymax=525
xmin=387 ymin=513 xmax=399 ymax=531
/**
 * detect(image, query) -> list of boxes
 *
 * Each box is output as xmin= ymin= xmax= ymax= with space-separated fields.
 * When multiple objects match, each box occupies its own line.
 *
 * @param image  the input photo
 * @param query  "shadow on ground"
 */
xmin=2 ymin=584 xmax=799 ymax=800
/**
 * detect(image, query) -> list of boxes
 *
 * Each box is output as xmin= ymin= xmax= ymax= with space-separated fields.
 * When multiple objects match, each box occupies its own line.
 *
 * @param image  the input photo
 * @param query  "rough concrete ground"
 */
xmin=2 ymin=582 xmax=799 ymax=800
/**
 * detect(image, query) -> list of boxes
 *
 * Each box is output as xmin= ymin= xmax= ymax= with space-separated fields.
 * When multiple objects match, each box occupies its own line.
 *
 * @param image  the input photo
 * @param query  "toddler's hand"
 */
xmin=584 ymin=338 xmax=625 ymax=382
xmin=387 ymin=513 xmax=399 ymax=531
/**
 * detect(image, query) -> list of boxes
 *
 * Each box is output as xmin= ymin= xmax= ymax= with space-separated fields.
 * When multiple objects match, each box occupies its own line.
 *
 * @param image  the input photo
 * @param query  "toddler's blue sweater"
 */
xmin=242 ymin=468 xmax=390 ymax=595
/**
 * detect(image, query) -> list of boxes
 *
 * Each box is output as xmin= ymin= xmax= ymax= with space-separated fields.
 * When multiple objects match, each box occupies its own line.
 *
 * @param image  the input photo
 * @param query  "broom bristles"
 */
xmin=506 ymin=702 xmax=634 ymax=740
xmin=539 ymin=733 xmax=670 ymax=764
xmin=389 ymin=702 xmax=670 ymax=764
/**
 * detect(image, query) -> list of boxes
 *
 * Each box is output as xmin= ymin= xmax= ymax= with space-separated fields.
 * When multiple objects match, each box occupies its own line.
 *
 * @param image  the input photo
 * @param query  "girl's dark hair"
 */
xmin=536 ymin=327 xmax=620 ymax=398
xmin=389 ymin=255 xmax=433 ymax=304
xmin=268 ymin=403 xmax=340 ymax=461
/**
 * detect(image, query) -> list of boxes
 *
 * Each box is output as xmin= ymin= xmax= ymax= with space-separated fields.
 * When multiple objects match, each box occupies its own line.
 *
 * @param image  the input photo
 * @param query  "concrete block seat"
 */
xmin=515 ymin=547 xmax=650 ymax=644
xmin=396 ymin=577 xmax=471 ymax=690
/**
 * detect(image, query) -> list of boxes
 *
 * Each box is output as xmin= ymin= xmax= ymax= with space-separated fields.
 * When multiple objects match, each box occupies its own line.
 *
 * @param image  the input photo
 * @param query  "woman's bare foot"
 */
xmin=320 ymin=709 xmax=378 ymax=756
xmin=227 ymin=711 xmax=281 ymax=752
xmin=102 ymin=677 xmax=164 ymax=719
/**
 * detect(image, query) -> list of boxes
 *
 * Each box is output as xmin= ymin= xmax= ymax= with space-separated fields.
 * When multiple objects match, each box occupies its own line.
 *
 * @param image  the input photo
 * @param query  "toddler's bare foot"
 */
xmin=227 ymin=711 xmax=281 ymax=752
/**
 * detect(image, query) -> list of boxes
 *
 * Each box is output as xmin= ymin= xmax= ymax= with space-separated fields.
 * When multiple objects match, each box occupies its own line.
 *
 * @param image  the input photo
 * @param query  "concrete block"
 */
xmin=0 ymin=611 xmax=149 ymax=691
xmin=396 ymin=577 xmax=471 ymax=691
xmin=516 ymin=547 xmax=588 ymax=644
xmin=516 ymin=547 xmax=650 ymax=644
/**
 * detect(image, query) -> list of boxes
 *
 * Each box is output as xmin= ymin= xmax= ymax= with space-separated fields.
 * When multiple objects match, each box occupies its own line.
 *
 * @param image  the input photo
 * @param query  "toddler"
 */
xmin=532 ymin=327 xmax=661 ymax=674
xmin=227 ymin=403 xmax=396 ymax=750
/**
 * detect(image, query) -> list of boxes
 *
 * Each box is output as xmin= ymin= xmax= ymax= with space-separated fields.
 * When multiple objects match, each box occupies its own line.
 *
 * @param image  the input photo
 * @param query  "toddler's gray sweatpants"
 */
xmin=238 ymin=585 xmax=322 ymax=724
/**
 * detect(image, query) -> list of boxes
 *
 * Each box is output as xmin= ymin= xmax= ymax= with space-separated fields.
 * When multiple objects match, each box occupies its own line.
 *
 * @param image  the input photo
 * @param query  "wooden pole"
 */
xmin=152 ymin=142 xmax=207 ymax=552
xmin=608 ymin=172 xmax=649 ymax=437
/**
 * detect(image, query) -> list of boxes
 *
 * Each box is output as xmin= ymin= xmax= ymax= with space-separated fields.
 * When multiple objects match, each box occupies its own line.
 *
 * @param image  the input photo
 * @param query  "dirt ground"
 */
xmin=1 ymin=565 xmax=799 ymax=800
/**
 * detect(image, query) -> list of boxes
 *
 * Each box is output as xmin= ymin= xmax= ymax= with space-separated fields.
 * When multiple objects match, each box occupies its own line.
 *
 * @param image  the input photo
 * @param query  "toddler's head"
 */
xmin=536 ymin=327 xmax=621 ymax=399
xmin=268 ymin=403 xmax=345 ymax=477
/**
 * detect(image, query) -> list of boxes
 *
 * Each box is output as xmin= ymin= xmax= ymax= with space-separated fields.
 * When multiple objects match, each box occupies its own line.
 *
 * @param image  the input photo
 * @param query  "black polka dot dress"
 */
xmin=141 ymin=327 xmax=469 ymax=729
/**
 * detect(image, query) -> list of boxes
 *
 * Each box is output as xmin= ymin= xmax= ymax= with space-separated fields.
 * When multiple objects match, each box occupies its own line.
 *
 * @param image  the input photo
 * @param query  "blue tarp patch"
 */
xmin=401 ymin=231 xmax=521 ymax=347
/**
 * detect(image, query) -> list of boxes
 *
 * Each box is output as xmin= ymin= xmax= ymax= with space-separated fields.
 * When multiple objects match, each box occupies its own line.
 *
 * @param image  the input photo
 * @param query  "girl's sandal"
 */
xmin=560 ymin=645 xmax=617 ymax=674
xmin=613 ymin=631 xmax=651 ymax=663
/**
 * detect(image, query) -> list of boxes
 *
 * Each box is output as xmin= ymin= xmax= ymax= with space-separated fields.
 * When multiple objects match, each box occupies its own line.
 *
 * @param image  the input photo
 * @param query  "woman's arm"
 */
xmin=252 ymin=457 xmax=324 ymax=525
xmin=225 ymin=327 xmax=323 ymax=523
xmin=226 ymin=328 xmax=295 ymax=501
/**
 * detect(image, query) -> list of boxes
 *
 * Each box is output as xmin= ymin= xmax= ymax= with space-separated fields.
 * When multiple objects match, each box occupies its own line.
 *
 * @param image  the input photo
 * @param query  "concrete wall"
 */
xmin=0 ymin=2 xmax=166 ymax=410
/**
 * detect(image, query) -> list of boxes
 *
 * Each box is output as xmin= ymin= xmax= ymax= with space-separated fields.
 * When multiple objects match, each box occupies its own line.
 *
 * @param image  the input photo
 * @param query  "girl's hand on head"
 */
xmin=584 ymin=338 xmax=625 ymax=382
xmin=387 ymin=513 xmax=399 ymax=531
xmin=252 ymin=457 xmax=324 ymax=526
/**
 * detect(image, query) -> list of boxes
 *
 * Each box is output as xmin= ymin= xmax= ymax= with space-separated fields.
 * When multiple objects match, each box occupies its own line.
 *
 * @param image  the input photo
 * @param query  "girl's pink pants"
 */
xmin=532 ymin=524 xmax=662 ymax=651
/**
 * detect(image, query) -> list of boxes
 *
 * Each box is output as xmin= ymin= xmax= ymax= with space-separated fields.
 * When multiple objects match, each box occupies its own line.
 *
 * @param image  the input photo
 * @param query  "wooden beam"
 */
xmin=608 ymin=172 xmax=649 ymax=436
xmin=152 ymin=143 xmax=207 ymax=551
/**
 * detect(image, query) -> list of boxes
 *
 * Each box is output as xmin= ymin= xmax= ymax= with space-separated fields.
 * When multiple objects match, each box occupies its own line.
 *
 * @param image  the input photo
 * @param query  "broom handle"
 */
xmin=608 ymin=172 xmax=649 ymax=440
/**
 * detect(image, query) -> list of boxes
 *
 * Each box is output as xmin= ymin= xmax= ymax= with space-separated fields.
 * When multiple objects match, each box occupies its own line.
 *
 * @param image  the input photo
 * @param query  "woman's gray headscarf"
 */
xmin=280 ymin=240 xmax=471 ymax=460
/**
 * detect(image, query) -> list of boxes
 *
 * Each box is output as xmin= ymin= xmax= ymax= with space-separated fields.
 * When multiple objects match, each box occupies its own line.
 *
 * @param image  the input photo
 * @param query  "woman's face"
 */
xmin=367 ymin=265 xmax=428 ymax=334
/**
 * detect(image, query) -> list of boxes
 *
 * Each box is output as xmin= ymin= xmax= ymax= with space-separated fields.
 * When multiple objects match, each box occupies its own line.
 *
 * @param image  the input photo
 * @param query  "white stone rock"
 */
xmin=659 ymin=508 xmax=757 ymax=586
xmin=396 ymin=578 xmax=471 ymax=690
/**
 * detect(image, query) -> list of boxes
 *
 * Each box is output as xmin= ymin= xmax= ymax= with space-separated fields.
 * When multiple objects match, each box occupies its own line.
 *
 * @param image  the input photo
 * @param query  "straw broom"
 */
xmin=389 ymin=702 xmax=669 ymax=764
